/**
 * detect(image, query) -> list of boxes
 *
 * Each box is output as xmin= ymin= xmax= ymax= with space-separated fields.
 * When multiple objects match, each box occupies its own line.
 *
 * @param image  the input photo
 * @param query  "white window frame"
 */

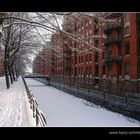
xmin=124 ymin=13 xmax=130 ymax=37
xmin=124 ymin=25 xmax=130 ymax=36
xmin=90 ymin=29 xmax=92 ymax=34
xmin=124 ymin=13 xmax=130 ymax=23
xmin=89 ymin=20 xmax=92 ymax=25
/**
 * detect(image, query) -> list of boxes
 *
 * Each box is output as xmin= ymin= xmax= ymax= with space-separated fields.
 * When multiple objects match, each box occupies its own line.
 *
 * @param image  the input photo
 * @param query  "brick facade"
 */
xmin=33 ymin=13 xmax=140 ymax=95
xmin=101 ymin=13 xmax=140 ymax=95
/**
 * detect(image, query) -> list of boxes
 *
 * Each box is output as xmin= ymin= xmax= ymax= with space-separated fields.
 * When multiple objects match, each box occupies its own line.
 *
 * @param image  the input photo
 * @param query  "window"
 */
xmin=118 ymin=47 xmax=122 ymax=56
xmin=103 ymin=65 xmax=106 ymax=75
xmin=125 ymin=62 xmax=130 ymax=75
xmin=138 ymin=39 xmax=140 ymax=55
xmin=125 ymin=42 xmax=130 ymax=55
xmin=117 ymin=17 xmax=122 ymax=24
xmin=108 ymin=64 xmax=112 ymax=74
xmin=86 ymin=55 xmax=88 ymax=62
xmin=95 ymin=52 xmax=98 ymax=62
xmin=89 ymin=20 xmax=92 ymax=25
xmin=124 ymin=13 xmax=129 ymax=22
xmin=138 ymin=62 xmax=140 ymax=78
xmin=81 ymin=68 xmax=82 ymax=75
xmin=81 ymin=44 xmax=84 ymax=51
xmin=116 ymin=31 xmax=121 ymax=43
xmin=118 ymin=64 xmax=122 ymax=75
xmin=89 ymin=66 xmax=92 ymax=75
xmin=74 ymin=57 xmax=77 ymax=65
xmin=82 ymin=67 xmax=84 ymax=75
xmin=90 ymin=29 xmax=92 ymax=34
xmin=94 ymin=79 xmax=99 ymax=86
xmin=95 ymin=40 xmax=99 ymax=47
xmin=95 ymin=65 xmax=99 ymax=76
xmin=86 ymin=67 xmax=88 ymax=75
xmin=89 ymin=54 xmax=92 ymax=62
xmin=86 ymin=22 xmax=88 ymax=27
xmin=81 ymin=56 xmax=83 ymax=63
xmin=75 ymin=68 xmax=77 ymax=76
xmin=124 ymin=26 xmax=130 ymax=36
xmin=102 ymin=51 xmax=105 ymax=59
xmin=79 ymin=56 xmax=81 ymax=63
xmin=72 ymin=58 xmax=74 ymax=65
xmin=108 ymin=50 xmax=112 ymax=60
xmin=90 ymin=38 xmax=92 ymax=44
xmin=78 ymin=68 xmax=80 ymax=75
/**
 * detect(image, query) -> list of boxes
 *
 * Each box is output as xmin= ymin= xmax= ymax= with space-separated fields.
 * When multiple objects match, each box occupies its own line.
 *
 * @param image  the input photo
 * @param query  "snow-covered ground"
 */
xmin=0 ymin=77 xmax=36 ymax=127
xmin=25 ymin=78 xmax=140 ymax=127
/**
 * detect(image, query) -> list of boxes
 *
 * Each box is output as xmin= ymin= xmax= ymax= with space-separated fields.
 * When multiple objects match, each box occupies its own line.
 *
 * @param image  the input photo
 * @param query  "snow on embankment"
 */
xmin=0 ymin=77 xmax=36 ymax=127
xmin=26 ymin=78 xmax=140 ymax=127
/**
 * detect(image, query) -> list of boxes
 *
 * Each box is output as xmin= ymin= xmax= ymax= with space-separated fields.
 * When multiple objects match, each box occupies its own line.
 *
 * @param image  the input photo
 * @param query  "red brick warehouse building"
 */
xmin=102 ymin=13 xmax=140 ymax=95
xmin=70 ymin=13 xmax=102 ymax=87
xmin=67 ymin=12 xmax=140 ymax=94
xmin=33 ymin=45 xmax=51 ymax=76
xmin=33 ymin=12 xmax=140 ymax=95
xmin=50 ymin=33 xmax=64 ymax=79
xmin=33 ymin=33 xmax=64 ymax=78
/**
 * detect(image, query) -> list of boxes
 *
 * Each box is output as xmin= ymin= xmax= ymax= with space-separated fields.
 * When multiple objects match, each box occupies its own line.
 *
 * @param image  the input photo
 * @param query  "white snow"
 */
xmin=0 ymin=77 xmax=36 ymax=127
xmin=25 ymin=78 xmax=140 ymax=127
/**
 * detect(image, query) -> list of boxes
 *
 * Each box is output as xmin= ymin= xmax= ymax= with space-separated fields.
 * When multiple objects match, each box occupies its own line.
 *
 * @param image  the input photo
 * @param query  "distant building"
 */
xmin=33 ymin=42 xmax=52 ymax=76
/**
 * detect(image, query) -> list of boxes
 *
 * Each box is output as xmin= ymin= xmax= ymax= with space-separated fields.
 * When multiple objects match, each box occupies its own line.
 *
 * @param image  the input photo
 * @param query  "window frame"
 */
xmin=124 ymin=26 xmax=130 ymax=36
xmin=124 ymin=13 xmax=130 ymax=22
xmin=125 ymin=62 xmax=130 ymax=75
xmin=125 ymin=42 xmax=130 ymax=55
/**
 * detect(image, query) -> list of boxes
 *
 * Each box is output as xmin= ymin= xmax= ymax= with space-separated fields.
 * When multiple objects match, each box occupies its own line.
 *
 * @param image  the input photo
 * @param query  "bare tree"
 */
xmin=0 ymin=12 xmax=118 ymax=89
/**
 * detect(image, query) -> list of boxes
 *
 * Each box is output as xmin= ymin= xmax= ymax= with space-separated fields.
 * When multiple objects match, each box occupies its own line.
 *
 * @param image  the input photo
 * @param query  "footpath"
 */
xmin=0 ymin=77 xmax=36 ymax=127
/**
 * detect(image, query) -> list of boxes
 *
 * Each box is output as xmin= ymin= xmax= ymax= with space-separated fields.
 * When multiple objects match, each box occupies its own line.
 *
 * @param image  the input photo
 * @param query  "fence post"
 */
xmin=59 ymin=76 xmax=60 ymax=89
xmin=49 ymin=77 xmax=50 ymax=86
xmin=125 ymin=93 xmax=128 ymax=104
xmin=103 ymin=89 xmax=105 ymax=101
xmin=77 ymin=84 xmax=79 ymax=92
xmin=70 ymin=82 xmax=71 ymax=93
xmin=22 ymin=77 xmax=47 ymax=126
xmin=87 ymin=85 xmax=90 ymax=93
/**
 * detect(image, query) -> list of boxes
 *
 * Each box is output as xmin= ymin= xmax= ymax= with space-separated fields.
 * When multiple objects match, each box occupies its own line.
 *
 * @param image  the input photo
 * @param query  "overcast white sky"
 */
xmin=25 ymin=13 xmax=64 ymax=73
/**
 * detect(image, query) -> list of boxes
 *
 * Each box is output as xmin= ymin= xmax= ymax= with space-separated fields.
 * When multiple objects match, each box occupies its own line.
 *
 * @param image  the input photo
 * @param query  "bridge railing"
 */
xmin=22 ymin=77 xmax=47 ymax=127
xmin=24 ymin=75 xmax=50 ymax=86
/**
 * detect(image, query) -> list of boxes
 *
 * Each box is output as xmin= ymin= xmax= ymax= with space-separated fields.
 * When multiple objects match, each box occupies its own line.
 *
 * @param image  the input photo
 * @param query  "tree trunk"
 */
xmin=4 ymin=18 xmax=12 ymax=89
xmin=4 ymin=61 xmax=10 ymax=89
xmin=11 ymin=65 xmax=16 ymax=81
xmin=8 ymin=64 xmax=13 ymax=84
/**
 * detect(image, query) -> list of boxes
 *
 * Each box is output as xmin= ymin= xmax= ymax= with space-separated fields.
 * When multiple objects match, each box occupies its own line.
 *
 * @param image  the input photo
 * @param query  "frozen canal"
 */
xmin=25 ymin=78 xmax=140 ymax=127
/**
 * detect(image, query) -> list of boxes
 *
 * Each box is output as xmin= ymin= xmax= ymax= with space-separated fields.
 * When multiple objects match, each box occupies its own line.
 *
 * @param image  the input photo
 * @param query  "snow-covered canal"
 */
xmin=25 ymin=78 xmax=140 ymax=127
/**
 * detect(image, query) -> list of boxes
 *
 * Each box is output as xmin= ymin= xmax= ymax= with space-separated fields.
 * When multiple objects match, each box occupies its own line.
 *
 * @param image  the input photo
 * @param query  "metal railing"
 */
xmin=27 ymin=76 xmax=140 ymax=121
xmin=22 ymin=77 xmax=47 ymax=127
xmin=50 ymin=80 xmax=140 ymax=121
